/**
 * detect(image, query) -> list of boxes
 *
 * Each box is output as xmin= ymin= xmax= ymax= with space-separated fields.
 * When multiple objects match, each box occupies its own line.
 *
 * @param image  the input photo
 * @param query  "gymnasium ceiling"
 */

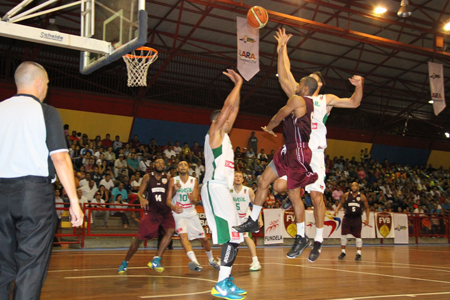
xmin=1 ymin=0 xmax=450 ymax=139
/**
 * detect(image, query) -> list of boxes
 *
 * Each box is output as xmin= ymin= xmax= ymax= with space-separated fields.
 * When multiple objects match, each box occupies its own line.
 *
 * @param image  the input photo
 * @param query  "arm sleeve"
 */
xmin=43 ymin=105 xmax=68 ymax=154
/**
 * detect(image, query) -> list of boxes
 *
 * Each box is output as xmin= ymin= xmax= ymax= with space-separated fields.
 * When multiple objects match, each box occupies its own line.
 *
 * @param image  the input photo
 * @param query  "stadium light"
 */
xmin=374 ymin=7 xmax=387 ymax=14
xmin=397 ymin=0 xmax=412 ymax=18
xmin=446 ymin=132 xmax=450 ymax=138
xmin=444 ymin=18 xmax=450 ymax=31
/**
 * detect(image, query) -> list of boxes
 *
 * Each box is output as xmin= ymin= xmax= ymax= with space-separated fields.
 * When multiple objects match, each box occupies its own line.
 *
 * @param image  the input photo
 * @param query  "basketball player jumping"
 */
xmin=232 ymin=75 xmax=319 ymax=260
xmin=201 ymin=69 xmax=246 ymax=300
xmin=334 ymin=182 xmax=370 ymax=261
xmin=167 ymin=160 xmax=220 ymax=272
xmin=231 ymin=171 xmax=262 ymax=271
xmin=117 ymin=158 xmax=175 ymax=274
xmin=272 ymin=28 xmax=365 ymax=262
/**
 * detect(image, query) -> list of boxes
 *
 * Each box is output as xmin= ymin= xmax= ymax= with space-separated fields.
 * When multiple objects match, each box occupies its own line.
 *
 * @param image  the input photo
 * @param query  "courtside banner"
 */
xmin=428 ymin=62 xmax=446 ymax=116
xmin=393 ymin=213 xmax=409 ymax=244
xmin=305 ymin=211 xmax=376 ymax=239
xmin=263 ymin=208 xmax=284 ymax=245
xmin=236 ymin=16 xmax=259 ymax=81
xmin=375 ymin=212 xmax=395 ymax=238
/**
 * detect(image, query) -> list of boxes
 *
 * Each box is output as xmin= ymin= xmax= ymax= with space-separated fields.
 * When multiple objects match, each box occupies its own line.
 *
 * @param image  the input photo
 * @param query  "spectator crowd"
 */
xmin=55 ymin=126 xmax=450 ymax=230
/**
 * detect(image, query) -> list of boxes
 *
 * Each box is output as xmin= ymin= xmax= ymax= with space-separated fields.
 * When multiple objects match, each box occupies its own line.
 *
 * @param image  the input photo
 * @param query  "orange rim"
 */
xmin=123 ymin=46 xmax=158 ymax=59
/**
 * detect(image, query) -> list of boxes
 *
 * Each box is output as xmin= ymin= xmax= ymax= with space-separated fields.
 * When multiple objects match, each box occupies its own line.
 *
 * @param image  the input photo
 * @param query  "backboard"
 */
xmin=0 ymin=0 xmax=147 ymax=75
xmin=80 ymin=0 xmax=147 ymax=74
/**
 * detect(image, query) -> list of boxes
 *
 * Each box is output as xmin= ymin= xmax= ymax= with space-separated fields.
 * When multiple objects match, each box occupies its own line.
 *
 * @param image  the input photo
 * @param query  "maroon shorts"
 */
xmin=273 ymin=146 xmax=318 ymax=190
xmin=341 ymin=215 xmax=362 ymax=238
xmin=136 ymin=211 xmax=175 ymax=240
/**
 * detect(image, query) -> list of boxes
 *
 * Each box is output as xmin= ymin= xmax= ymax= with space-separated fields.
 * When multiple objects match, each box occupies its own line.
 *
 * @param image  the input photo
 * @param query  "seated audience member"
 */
xmin=257 ymin=149 xmax=269 ymax=164
xmin=113 ymin=135 xmax=123 ymax=152
xmin=139 ymin=155 xmax=152 ymax=174
xmin=131 ymin=172 xmax=142 ymax=193
xmin=111 ymin=194 xmax=130 ymax=228
xmin=99 ymin=174 xmax=115 ymax=191
xmin=114 ymin=154 xmax=128 ymax=178
xmin=91 ymin=192 xmax=109 ymax=227
xmin=127 ymin=153 xmax=140 ymax=176
xmin=111 ymin=183 xmax=128 ymax=202
xmin=130 ymin=134 xmax=141 ymax=149
xmin=79 ymin=179 xmax=98 ymax=202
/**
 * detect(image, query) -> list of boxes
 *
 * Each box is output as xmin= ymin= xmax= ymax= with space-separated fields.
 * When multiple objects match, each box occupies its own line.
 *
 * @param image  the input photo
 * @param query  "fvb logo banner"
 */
xmin=236 ymin=16 xmax=259 ymax=81
xmin=375 ymin=212 xmax=395 ymax=238
xmin=283 ymin=210 xmax=296 ymax=238
xmin=264 ymin=209 xmax=284 ymax=244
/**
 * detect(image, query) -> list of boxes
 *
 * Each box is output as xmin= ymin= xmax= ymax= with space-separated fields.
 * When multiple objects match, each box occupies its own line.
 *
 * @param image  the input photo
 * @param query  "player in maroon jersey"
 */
xmin=117 ymin=158 xmax=175 ymax=274
xmin=233 ymin=76 xmax=318 ymax=259
xmin=334 ymin=182 xmax=370 ymax=261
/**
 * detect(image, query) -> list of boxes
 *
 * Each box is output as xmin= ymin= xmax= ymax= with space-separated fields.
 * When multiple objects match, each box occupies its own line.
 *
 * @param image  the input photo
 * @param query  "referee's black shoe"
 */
xmin=286 ymin=235 xmax=310 ymax=259
xmin=232 ymin=217 xmax=259 ymax=233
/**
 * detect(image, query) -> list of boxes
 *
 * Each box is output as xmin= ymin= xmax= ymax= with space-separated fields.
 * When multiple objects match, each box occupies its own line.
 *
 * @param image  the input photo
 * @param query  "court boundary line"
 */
xmin=326 ymin=290 xmax=450 ymax=300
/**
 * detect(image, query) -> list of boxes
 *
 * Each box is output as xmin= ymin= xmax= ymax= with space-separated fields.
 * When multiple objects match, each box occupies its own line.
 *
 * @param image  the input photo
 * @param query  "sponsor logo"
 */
xmin=225 ymin=160 xmax=234 ymax=168
xmin=431 ymin=92 xmax=443 ymax=99
xmin=324 ymin=212 xmax=341 ymax=237
xmin=244 ymin=189 xmax=246 ymax=194
xmin=394 ymin=225 xmax=407 ymax=231
xmin=430 ymin=73 xmax=441 ymax=79
xmin=176 ymin=228 xmax=183 ymax=234
xmin=312 ymin=123 xmax=318 ymax=129
xmin=264 ymin=235 xmax=283 ymax=241
xmin=231 ymin=231 xmax=240 ymax=239
xmin=162 ymin=178 xmax=167 ymax=184
xmin=239 ymin=35 xmax=256 ymax=43
xmin=284 ymin=211 xmax=296 ymax=237
xmin=238 ymin=50 xmax=256 ymax=60
xmin=320 ymin=185 xmax=324 ymax=190
xmin=40 ymin=32 xmax=63 ymax=42
xmin=266 ymin=220 xmax=280 ymax=233
xmin=376 ymin=212 xmax=392 ymax=238
xmin=314 ymin=100 xmax=320 ymax=106
xmin=190 ymin=179 xmax=193 ymax=184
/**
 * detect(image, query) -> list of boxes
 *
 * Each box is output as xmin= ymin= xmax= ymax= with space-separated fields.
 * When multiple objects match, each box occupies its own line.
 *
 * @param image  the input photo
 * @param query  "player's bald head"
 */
xmin=14 ymin=61 xmax=47 ymax=87
xmin=299 ymin=76 xmax=318 ymax=96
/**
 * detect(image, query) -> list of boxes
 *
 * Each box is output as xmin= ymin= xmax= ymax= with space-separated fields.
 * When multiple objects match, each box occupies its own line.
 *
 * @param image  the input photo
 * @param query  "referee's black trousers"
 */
xmin=0 ymin=176 xmax=57 ymax=300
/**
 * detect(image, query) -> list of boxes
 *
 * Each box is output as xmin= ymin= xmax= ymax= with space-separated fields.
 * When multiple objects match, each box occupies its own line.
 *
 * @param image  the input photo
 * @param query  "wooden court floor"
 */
xmin=42 ymin=245 xmax=450 ymax=300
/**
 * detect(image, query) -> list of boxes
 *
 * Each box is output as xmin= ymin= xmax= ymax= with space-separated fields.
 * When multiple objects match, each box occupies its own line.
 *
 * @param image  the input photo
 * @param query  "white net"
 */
xmin=122 ymin=47 xmax=158 ymax=87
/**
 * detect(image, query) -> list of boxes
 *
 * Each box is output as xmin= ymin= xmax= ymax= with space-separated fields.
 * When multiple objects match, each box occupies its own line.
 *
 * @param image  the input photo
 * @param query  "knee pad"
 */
xmin=356 ymin=238 xmax=362 ymax=248
xmin=341 ymin=235 xmax=347 ymax=246
xmin=221 ymin=242 xmax=239 ymax=267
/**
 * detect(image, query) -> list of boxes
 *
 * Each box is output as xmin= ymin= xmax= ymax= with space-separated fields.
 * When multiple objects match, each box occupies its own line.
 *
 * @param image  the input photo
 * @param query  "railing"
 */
xmin=55 ymin=206 xmax=83 ymax=245
xmin=55 ymin=204 xmax=450 ymax=248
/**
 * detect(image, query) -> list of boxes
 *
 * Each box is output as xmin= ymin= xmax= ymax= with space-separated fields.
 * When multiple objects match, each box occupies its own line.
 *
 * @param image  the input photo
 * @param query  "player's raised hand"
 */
xmin=187 ymin=192 xmax=196 ymax=203
xmin=262 ymin=126 xmax=277 ymax=137
xmin=275 ymin=28 xmax=292 ymax=53
xmin=349 ymin=75 xmax=363 ymax=87
xmin=174 ymin=182 xmax=182 ymax=191
xmin=223 ymin=69 xmax=243 ymax=85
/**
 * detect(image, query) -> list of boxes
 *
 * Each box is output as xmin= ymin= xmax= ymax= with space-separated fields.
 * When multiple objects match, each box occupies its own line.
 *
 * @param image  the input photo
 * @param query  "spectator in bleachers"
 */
xmin=113 ymin=135 xmax=123 ymax=152
xmin=69 ymin=130 xmax=79 ymax=142
xmin=140 ymin=155 xmax=151 ymax=174
xmin=149 ymin=138 xmax=160 ymax=155
xmin=130 ymin=134 xmax=140 ymax=149
xmin=111 ymin=194 xmax=130 ymax=229
xmin=114 ymin=154 xmax=128 ymax=178
xmin=257 ymin=149 xmax=268 ymax=164
xmin=80 ymin=179 xmax=98 ymax=202
xmin=131 ymin=172 xmax=142 ymax=193
xmin=163 ymin=145 xmax=176 ymax=159
xmin=247 ymin=131 xmax=258 ymax=153
xmin=112 ymin=182 xmax=128 ymax=203
xmin=99 ymin=174 xmax=115 ymax=192
xmin=102 ymin=133 xmax=113 ymax=148
xmin=181 ymin=142 xmax=192 ymax=162
xmin=246 ymin=147 xmax=256 ymax=166
xmin=234 ymin=146 xmax=243 ymax=160
xmin=79 ymin=172 xmax=92 ymax=188
xmin=191 ymin=141 xmax=201 ymax=163
xmin=127 ymin=153 xmax=140 ymax=177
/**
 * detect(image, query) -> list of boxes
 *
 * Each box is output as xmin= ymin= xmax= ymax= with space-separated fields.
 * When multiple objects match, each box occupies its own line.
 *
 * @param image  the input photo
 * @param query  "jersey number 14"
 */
xmin=155 ymin=194 xmax=162 ymax=202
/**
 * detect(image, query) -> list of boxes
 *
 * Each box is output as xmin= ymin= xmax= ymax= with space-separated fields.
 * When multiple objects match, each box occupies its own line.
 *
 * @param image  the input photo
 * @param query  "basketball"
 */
xmin=247 ymin=6 xmax=269 ymax=29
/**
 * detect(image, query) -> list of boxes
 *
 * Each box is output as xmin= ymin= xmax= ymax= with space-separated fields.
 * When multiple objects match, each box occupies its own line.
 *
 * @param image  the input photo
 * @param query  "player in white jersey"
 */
xmin=231 ymin=171 xmax=262 ymax=271
xmin=201 ymin=69 xmax=246 ymax=300
xmin=167 ymin=161 xmax=220 ymax=272
xmin=274 ymin=28 xmax=364 ymax=262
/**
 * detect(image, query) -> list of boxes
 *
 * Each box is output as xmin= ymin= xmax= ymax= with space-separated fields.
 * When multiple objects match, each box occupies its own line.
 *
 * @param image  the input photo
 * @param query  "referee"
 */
xmin=0 ymin=61 xmax=84 ymax=299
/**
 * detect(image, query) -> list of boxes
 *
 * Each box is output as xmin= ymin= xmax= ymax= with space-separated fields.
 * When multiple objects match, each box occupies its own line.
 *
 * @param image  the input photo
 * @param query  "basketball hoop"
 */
xmin=122 ymin=46 xmax=158 ymax=87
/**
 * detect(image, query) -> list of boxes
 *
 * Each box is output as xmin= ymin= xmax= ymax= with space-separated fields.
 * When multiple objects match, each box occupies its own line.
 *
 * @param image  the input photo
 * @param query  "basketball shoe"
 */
xmin=117 ymin=261 xmax=128 ymax=274
xmin=249 ymin=261 xmax=261 ymax=271
xmin=308 ymin=241 xmax=322 ymax=263
xmin=148 ymin=257 xmax=164 ymax=273
xmin=226 ymin=277 xmax=247 ymax=295
xmin=338 ymin=252 xmax=346 ymax=260
xmin=232 ymin=217 xmax=259 ymax=233
xmin=355 ymin=254 xmax=362 ymax=261
xmin=286 ymin=235 xmax=310 ymax=258
xmin=211 ymin=278 xmax=245 ymax=300
xmin=188 ymin=261 xmax=203 ymax=272
xmin=209 ymin=259 xmax=220 ymax=270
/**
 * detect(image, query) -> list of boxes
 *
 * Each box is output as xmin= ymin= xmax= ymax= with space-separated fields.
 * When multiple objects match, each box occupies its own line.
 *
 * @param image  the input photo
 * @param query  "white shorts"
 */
xmin=173 ymin=212 xmax=206 ymax=241
xmin=305 ymin=149 xmax=326 ymax=193
xmin=201 ymin=181 xmax=243 ymax=245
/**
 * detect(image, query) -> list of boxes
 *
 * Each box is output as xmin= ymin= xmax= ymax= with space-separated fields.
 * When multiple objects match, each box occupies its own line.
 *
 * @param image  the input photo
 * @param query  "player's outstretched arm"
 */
xmin=262 ymin=95 xmax=306 ymax=136
xmin=210 ymin=69 xmax=243 ymax=148
xmin=137 ymin=174 xmax=150 ymax=209
xmin=327 ymin=75 xmax=364 ymax=108
xmin=275 ymin=28 xmax=297 ymax=97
